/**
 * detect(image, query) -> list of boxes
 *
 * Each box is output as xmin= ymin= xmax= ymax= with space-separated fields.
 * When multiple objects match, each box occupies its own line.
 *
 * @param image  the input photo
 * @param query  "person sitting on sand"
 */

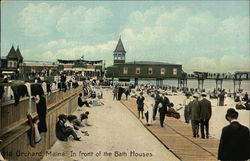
xmin=56 ymin=114 xmax=81 ymax=141
xmin=80 ymin=111 xmax=91 ymax=126
xmin=234 ymin=93 xmax=241 ymax=102
xmin=67 ymin=115 xmax=84 ymax=130
xmin=242 ymin=92 xmax=248 ymax=101
xmin=235 ymin=101 xmax=246 ymax=110
xmin=78 ymin=93 xmax=90 ymax=107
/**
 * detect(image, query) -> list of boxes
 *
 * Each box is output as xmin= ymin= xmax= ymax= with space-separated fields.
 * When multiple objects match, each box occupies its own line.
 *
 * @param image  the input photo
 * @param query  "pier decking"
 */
xmin=121 ymin=98 xmax=220 ymax=161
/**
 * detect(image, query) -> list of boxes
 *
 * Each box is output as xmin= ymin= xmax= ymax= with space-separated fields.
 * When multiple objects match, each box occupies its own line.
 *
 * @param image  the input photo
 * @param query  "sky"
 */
xmin=1 ymin=0 xmax=249 ymax=73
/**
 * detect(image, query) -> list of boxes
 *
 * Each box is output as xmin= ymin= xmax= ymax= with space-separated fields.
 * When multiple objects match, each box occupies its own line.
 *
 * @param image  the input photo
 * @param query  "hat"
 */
xmin=169 ymin=103 xmax=174 ymax=107
xmin=193 ymin=93 xmax=199 ymax=98
xmin=225 ymin=108 xmax=238 ymax=121
xmin=201 ymin=92 xmax=207 ymax=96
xmin=58 ymin=114 xmax=67 ymax=120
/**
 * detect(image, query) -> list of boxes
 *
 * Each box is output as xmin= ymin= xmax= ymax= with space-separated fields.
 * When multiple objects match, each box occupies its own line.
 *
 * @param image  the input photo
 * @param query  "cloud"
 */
xmin=40 ymin=39 xmax=80 ymax=49
xmin=56 ymin=6 xmax=113 ymax=38
xmin=19 ymin=3 xmax=64 ymax=37
xmin=184 ymin=55 xmax=249 ymax=72
xmin=19 ymin=3 xmax=113 ymax=39
xmin=120 ymin=6 xmax=249 ymax=72
xmin=17 ymin=4 xmax=249 ymax=72
xmin=40 ymin=40 xmax=117 ymax=65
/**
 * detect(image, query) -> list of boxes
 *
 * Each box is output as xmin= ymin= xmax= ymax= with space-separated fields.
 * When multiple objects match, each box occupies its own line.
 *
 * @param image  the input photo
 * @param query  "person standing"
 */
xmin=218 ymin=108 xmax=250 ymax=161
xmin=113 ymin=86 xmax=118 ymax=100
xmin=183 ymin=93 xmax=192 ymax=124
xmin=137 ymin=92 xmax=145 ymax=119
xmin=218 ymin=89 xmax=226 ymax=106
xmin=125 ymin=88 xmax=130 ymax=100
xmin=158 ymin=103 xmax=166 ymax=127
xmin=188 ymin=93 xmax=201 ymax=138
xmin=153 ymin=91 xmax=161 ymax=120
xmin=159 ymin=93 xmax=169 ymax=127
xmin=144 ymin=101 xmax=154 ymax=126
xmin=199 ymin=92 xmax=212 ymax=139
xmin=117 ymin=86 xmax=124 ymax=100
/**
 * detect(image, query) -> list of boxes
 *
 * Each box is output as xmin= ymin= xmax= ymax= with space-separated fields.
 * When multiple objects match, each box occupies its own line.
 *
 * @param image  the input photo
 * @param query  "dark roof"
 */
xmin=114 ymin=37 xmax=126 ymax=53
xmin=58 ymin=59 xmax=102 ymax=64
xmin=7 ymin=45 xmax=18 ymax=58
xmin=124 ymin=61 xmax=181 ymax=66
xmin=16 ymin=46 xmax=23 ymax=59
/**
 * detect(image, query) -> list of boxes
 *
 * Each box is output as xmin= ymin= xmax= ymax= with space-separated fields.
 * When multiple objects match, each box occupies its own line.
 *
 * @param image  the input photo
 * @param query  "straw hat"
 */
xmin=201 ymin=92 xmax=207 ymax=96
xmin=193 ymin=93 xmax=200 ymax=98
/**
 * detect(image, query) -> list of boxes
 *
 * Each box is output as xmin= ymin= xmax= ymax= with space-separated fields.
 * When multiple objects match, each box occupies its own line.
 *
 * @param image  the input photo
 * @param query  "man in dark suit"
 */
xmin=137 ymin=92 xmax=145 ymax=119
xmin=218 ymin=108 xmax=250 ymax=161
xmin=199 ymin=92 xmax=212 ymax=139
xmin=159 ymin=93 xmax=169 ymax=127
xmin=153 ymin=91 xmax=161 ymax=120
xmin=188 ymin=93 xmax=201 ymax=138
xmin=56 ymin=114 xmax=81 ymax=141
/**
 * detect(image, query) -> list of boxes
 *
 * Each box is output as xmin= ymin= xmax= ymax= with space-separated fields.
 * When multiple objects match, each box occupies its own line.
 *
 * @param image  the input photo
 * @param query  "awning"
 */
xmin=2 ymin=71 xmax=15 ymax=74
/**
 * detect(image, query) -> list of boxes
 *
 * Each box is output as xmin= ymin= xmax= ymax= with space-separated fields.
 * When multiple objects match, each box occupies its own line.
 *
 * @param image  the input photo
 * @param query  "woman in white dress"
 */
xmin=144 ymin=95 xmax=154 ymax=126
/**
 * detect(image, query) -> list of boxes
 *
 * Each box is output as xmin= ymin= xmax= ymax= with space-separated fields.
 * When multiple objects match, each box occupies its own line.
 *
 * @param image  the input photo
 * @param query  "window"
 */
xmin=8 ymin=61 xmax=12 ymax=68
xmin=123 ymin=67 xmax=128 ymax=74
xmin=13 ymin=62 xmax=16 ymax=67
xmin=148 ymin=67 xmax=153 ymax=74
xmin=136 ymin=67 xmax=140 ymax=74
xmin=160 ymin=68 xmax=165 ymax=75
xmin=173 ymin=68 xmax=177 ymax=75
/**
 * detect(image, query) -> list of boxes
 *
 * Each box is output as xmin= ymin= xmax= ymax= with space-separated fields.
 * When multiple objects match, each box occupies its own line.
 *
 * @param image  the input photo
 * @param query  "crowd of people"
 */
xmin=129 ymin=83 xmax=249 ymax=160
xmin=55 ymin=79 xmax=104 ymax=142
xmin=1 ymin=75 xmax=249 ymax=161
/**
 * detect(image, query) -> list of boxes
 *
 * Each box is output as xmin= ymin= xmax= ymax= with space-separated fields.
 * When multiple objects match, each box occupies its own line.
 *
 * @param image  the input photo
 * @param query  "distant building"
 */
xmin=22 ymin=61 xmax=58 ymax=76
xmin=0 ymin=45 xmax=23 ymax=75
xmin=106 ymin=37 xmax=183 ymax=85
xmin=57 ymin=58 xmax=104 ymax=78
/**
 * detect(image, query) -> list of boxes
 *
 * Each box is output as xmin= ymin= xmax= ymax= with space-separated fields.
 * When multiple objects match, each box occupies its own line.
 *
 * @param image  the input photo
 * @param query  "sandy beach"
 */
xmin=41 ymin=88 xmax=179 ymax=161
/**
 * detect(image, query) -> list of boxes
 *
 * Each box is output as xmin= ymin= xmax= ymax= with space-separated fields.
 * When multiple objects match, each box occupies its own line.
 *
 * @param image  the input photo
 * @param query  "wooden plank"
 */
xmin=121 ymin=98 xmax=219 ymax=161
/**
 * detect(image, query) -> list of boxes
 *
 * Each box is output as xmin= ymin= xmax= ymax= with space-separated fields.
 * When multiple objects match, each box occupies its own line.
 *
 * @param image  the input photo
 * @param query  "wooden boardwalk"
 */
xmin=121 ymin=98 xmax=219 ymax=161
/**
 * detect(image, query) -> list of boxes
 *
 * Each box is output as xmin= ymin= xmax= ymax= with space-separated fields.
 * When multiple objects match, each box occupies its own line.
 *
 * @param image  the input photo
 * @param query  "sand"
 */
xmin=41 ymin=88 xmax=179 ymax=161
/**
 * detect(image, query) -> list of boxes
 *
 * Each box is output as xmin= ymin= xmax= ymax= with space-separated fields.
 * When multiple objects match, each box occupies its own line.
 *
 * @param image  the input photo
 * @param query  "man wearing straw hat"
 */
xmin=188 ymin=93 xmax=201 ymax=138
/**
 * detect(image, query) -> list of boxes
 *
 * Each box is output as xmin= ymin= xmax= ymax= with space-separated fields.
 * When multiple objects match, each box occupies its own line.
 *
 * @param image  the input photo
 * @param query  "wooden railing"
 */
xmin=0 ymin=86 xmax=82 ymax=138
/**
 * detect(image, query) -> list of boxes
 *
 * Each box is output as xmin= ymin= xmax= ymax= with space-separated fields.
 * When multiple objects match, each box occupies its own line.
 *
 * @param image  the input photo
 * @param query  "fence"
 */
xmin=0 ymin=85 xmax=83 ymax=161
